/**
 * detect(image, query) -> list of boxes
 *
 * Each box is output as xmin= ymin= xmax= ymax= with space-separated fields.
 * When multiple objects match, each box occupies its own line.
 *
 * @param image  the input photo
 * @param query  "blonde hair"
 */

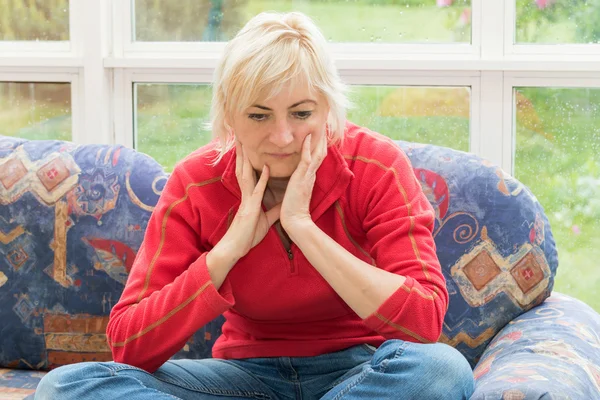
xmin=209 ymin=11 xmax=350 ymax=163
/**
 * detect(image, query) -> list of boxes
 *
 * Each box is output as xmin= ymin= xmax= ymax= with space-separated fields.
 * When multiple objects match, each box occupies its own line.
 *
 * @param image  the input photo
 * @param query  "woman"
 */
xmin=36 ymin=11 xmax=474 ymax=400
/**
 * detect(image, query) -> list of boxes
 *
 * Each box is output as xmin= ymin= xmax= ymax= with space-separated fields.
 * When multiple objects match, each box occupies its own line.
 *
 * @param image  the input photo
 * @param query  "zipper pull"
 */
xmin=287 ymin=249 xmax=294 ymax=260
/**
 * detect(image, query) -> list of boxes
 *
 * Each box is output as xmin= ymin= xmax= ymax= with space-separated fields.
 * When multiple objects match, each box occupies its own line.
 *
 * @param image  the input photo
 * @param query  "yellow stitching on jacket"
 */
xmin=336 ymin=197 xmax=436 ymax=301
xmin=374 ymin=313 xmax=433 ymax=344
xmin=343 ymin=155 xmax=433 ymax=282
xmin=112 ymin=282 xmax=211 ymax=347
xmin=401 ymin=282 xmax=437 ymax=300
xmin=334 ymin=201 xmax=376 ymax=266
xmin=136 ymin=176 xmax=222 ymax=303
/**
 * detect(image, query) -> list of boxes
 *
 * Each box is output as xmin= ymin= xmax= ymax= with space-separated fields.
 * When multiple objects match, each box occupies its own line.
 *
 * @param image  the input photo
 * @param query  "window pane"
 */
xmin=0 ymin=0 xmax=70 ymax=41
xmin=135 ymin=83 xmax=470 ymax=172
xmin=515 ymin=0 xmax=600 ymax=44
xmin=0 ymin=82 xmax=72 ymax=141
xmin=135 ymin=84 xmax=213 ymax=171
xmin=134 ymin=0 xmax=472 ymax=43
xmin=514 ymin=87 xmax=600 ymax=311
xmin=348 ymin=86 xmax=470 ymax=151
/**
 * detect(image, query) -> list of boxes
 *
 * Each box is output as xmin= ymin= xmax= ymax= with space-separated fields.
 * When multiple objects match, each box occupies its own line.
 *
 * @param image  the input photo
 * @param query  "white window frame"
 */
xmin=0 ymin=0 xmax=598 ymax=176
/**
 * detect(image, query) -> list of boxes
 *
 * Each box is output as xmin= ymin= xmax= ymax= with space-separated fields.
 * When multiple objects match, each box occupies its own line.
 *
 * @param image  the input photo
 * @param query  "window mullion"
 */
xmin=71 ymin=0 xmax=113 ymax=145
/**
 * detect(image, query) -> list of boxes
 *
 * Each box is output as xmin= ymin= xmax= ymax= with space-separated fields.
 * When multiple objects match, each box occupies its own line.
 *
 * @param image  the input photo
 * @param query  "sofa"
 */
xmin=1 ymin=134 xmax=599 ymax=400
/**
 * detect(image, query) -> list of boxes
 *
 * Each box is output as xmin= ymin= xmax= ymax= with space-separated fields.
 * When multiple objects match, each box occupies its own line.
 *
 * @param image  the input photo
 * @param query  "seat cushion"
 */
xmin=472 ymin=292 xmax=600 ymax=399
xmin=0 ymin=368 xmax=45 ymax=399
xmin=0 ymin=136 xmax=559 ymax=371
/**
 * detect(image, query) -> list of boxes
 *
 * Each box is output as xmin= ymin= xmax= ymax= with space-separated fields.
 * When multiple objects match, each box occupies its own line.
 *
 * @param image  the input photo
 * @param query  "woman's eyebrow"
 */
xmin=249 ymin=99 xmax=317 ymax=111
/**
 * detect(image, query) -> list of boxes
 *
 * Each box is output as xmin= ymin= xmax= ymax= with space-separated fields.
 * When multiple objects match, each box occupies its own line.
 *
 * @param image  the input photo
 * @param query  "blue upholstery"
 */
xmin=0 ymin=135 xmax=596 ymax=399
xmin=396 ymin=141 xmax=558 ymax=366
xmin=472 ymin=292 xmax=600 ymax=399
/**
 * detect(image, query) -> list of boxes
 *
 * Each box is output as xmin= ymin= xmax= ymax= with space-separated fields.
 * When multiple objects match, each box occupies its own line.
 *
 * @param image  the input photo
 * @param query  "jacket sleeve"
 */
xmin=106 ymin=166 xmax=234 ymax=372
xmin=357 ymin=143 xmax=448 ymax=343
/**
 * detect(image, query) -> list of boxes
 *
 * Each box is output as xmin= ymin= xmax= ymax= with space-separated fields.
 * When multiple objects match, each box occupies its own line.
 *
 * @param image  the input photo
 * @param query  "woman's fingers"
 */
xmin=308 ymin=134 xmax=327 ymax=176
xmin=236 ymin=143 xmax=257 ymax=199
xmin=253 ymin=164 xmax=269 ymax=198
xmin=235 ymin=140 xmax=243 ymax=182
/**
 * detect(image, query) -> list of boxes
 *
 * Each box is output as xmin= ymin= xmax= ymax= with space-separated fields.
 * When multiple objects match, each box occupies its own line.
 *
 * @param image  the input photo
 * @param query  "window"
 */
xmin=0 ymin=82 xmax=72 ymax=140
xmin=0 ymin=0 xmax=70 ymax=41
xmin=515 ymin=0 xmax=600 ymax=44
xmin=133 ymin=84 xmax=471 ymax=171
xmin=135 ymin=83 xmax=212 ymax=170
xmin=348 ymin=86 xmax=470 ymax=150
xmin=2 ymin=1 xmax=599 ymax=311
xmin=514 ymin=87 xmax=600 ymax=310
xmin=133 ymin=0 xmax=472 ymax=43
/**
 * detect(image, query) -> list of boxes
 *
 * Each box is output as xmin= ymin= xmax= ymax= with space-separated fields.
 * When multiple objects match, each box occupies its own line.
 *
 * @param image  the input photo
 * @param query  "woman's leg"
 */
xmin=34 ymin=358 xmax=280 ymax=400
xmin=320 ymin=340 xmax=474 ymax=400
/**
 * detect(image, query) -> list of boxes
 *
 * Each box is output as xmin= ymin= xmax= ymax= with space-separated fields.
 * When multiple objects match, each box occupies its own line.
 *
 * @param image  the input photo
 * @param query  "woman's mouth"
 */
xmin=267 ymin=153 xmax=293 ymax=159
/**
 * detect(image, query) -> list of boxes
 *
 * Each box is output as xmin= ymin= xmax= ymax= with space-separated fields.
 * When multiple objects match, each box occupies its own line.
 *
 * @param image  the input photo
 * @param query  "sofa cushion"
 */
xmin=396 ymin=141 xmax=558 ymax=367
xmin=0 ymin=137 xmax=223 ymax=371
xmin=471 ymin=292 xmax=600 ymax=399
xmin=0 ymin=136 xmax=558 ymax=371
xmin=0 ymin=368 xmax=43 ymax=399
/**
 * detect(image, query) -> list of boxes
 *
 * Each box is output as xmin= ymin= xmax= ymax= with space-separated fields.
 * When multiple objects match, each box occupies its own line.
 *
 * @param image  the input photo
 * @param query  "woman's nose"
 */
xmin=269 ymin=119 xmax=294 ymax=148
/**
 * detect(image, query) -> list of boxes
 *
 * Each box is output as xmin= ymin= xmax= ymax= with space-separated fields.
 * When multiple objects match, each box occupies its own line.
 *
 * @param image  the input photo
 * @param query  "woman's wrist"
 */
xmin=284 ymin=219 xmax=317 ymax=244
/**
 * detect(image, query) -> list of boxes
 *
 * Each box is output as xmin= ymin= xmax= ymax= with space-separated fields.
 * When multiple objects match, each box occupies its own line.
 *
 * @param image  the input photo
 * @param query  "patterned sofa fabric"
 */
xmin=0 ymin=136 xmax=224 ymax=372
xmin=472 ymin=292 xmax=600 ymax=399
xmin=396 ymin=141 xmax=558 ymax=367
xmin=0 ymin=368 xmax=40 ymax=400
xmin=0 ymin=136 xmax=557 ymax=374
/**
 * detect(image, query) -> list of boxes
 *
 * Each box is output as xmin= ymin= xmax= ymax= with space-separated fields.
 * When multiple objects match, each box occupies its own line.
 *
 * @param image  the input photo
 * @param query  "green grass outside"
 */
xmin=244 ymin=1 xmax=465 ymax=43
xmin=514 ymin=88 xmax=600 ymax=310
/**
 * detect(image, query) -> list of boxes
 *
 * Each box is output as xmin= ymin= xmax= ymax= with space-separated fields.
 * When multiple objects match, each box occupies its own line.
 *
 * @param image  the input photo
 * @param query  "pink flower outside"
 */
xmin=535 ymin=0 xmax=556 ymax=10
xmin=437 ymin=0 xmax=454 ymax=7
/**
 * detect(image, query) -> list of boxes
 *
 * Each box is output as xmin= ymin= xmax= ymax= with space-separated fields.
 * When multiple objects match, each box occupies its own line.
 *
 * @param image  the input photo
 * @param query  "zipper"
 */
xmin=273 ymin=221 xmax=296 ymax=274
xmin=286 ymin=245 xmax=297 ymax=275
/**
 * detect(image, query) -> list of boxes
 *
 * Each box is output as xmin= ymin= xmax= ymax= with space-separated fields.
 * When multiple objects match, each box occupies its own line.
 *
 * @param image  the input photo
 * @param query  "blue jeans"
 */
xmin=35 ymin=340 xmax=474 ymax=399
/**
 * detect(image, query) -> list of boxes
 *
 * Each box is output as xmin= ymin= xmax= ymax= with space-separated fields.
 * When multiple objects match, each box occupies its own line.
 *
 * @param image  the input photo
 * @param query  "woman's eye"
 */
xmin=293 ymin=111 xmax=312 ymax=119
xmin=248 ymin=113 xmax=268 ymax=122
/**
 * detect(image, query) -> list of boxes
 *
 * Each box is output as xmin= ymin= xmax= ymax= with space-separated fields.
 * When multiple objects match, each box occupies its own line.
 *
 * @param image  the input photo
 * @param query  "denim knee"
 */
xmin=369 ymin=340 xmax=474 ymax=399
xmin=35 ymin=362 xmax=111 ymax=400
xmin=418 ymin=343 xmax=475 ymax=399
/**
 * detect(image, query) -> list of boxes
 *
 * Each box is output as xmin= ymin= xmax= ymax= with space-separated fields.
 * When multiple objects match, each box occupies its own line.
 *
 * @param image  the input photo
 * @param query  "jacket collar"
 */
xmin=221 ymin=143 xmax=354 ymax=221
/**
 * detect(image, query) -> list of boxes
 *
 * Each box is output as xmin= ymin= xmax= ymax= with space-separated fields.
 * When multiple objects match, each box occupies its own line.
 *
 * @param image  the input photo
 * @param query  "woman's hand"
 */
xmin=219 ymin=141 xmax=281 ymax=261
xmin=280 ymin=134 xmax=327 ymax=234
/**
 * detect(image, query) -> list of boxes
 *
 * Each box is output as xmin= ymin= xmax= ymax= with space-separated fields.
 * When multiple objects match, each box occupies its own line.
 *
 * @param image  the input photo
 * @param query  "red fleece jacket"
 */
xmin=106 ymin=122 xmax=448 ymax=373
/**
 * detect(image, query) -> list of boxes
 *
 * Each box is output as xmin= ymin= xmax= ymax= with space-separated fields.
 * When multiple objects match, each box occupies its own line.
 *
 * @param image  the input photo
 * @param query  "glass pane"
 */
xmin=135 ymin=83 xmax=470 ymax=172
xmin=135 ymin=84 xmax=213 ymax=171
xmin=514 ymin=87 xmax=600 ymax=311
xmin=0 ymin=82 xmax=72 ymax=141
xmin=348 ymin=86 xmax=470 ymax=151
xmin=0 ymin=0 xmax=70 ymax=41
xmin=134 ymin=0 xmax=472 ymax=43
xmin=515 ymin=0 xmax=600 ymax=44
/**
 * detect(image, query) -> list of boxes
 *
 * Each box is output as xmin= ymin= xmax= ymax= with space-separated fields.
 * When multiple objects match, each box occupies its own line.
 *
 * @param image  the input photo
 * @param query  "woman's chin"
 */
xmin=268 ymin=169 xmax=294 ymax=179
xmin=261 ymin=159 xmax=298 ymax=178
xmin=265 ymin=164 xmax=296 ymax=179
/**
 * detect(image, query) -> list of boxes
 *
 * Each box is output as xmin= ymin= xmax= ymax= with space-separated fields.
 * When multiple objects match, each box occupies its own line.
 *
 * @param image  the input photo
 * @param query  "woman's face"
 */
xmin=230 ymin=80 xmax=329 ymax=178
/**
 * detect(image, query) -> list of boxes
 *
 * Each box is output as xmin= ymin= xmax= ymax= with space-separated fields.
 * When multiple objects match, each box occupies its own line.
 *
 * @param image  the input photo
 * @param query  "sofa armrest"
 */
xmin=471 ymin=292 xmax=600 ymax=400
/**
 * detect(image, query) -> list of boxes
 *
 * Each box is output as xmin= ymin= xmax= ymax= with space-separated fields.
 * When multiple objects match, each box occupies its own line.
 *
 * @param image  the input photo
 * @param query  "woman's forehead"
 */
xmin=253 ymin=80 xmax=319 ymax=106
